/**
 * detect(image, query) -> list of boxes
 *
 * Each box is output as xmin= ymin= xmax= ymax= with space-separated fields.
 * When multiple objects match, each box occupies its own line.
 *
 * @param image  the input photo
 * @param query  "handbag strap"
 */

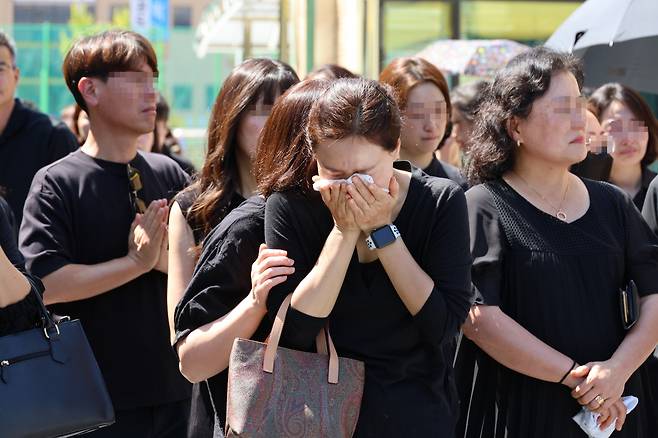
xmin=263 ymin=294 xmax=340 ymax=384
xmin=23 ymin=274 xmax=56 ymax=332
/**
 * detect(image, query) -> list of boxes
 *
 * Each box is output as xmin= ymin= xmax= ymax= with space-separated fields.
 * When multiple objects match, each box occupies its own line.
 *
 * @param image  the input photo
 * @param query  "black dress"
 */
xmin=174 ymin=196 xmax=267 ymax=438
xmin=173 ymin=189 xmax=246 ymax=438
xmin=264 ymin=162 xmax=473 ymax=437
xmin=456 ymin=178 xmax=658 ymax=438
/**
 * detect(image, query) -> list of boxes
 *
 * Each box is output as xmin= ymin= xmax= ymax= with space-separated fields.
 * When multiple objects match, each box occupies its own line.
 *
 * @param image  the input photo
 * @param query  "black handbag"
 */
xmin=0 ymin=277 xmax=115 ymax=437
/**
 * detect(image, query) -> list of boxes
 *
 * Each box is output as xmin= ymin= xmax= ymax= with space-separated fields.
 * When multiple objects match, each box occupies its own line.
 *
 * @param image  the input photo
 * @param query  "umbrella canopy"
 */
xmin=416 ymin=39 xmax=529 ymax=78
xmin=546 ymin=0 xmax=658 ymax=93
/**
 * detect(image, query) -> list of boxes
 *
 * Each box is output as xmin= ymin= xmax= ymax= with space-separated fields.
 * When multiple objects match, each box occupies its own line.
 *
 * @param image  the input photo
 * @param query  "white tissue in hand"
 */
xmin=312 ymin=173 xmax=389 ymax=192
xmin=572 ymin=396 xmax=638 ymax=438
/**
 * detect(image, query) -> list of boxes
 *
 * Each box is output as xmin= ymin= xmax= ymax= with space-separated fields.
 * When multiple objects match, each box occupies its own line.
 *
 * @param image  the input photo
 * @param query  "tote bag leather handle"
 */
xmin=263 ymin=294 xmax=339 ymax=384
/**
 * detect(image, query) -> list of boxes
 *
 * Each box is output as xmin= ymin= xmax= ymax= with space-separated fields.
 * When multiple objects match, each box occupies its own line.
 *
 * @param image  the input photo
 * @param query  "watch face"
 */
xmin=371 ymin=226 xmax=396 ymax=248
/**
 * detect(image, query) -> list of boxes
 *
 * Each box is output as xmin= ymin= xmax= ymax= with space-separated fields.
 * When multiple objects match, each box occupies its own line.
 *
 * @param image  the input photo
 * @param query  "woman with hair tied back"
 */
xmin=264 ymin=77 xmax=473 ymax=437
xmin=455 ymin=47 xmax=658 ymax=438
xmin=380 ymin=57 xmax=467 ymax=190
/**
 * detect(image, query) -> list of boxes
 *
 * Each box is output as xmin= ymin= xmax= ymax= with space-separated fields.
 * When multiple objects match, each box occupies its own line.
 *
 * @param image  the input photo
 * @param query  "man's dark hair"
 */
xmin=0 ymin=31 xmax=17 ymax=62
xmin=62 ymin=30 xmax=158 ymax=111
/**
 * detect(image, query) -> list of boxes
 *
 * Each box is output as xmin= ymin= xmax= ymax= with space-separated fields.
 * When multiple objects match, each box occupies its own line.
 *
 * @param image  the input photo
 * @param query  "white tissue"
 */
xmin=312 ymin=173 xmax=389 ymax=193
xmin=572 ymin=396 xmax=638 ymax=438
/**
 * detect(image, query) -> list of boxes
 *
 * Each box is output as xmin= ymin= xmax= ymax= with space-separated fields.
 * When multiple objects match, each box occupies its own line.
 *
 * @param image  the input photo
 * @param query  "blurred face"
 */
xmin=601 ymin=100 xmax=649 ymax=167
xmin=585 ymin=110 xmax=607 ymax=153
xmin=0 ymin=46 xmax=19 ymax=108
xmin=451 ymin=107 xmax=474 ymax=152
xmin=400 ymin=82 xmax=448 ymax=156
xmin=515 ymin=71 xmax=587 ymax=167
xmin=89 ymin=60 xmax=158 ymax=135
xmin=314 ymin=136 xmax=399 ymax=190
xmin=236 ymin=97 xmax=274 ymax=160
xmin=77 ymin=110 xmax=90 ymax=142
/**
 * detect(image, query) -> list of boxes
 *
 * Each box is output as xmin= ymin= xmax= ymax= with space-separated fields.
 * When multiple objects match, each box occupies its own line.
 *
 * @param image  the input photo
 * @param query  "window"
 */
xmin=173 ymin=7 xmax=192 ymax=28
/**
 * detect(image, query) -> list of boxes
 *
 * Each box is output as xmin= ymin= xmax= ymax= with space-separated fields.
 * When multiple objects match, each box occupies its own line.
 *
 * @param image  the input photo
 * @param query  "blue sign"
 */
xmin=150 ymin=0 xmax=169 ymax=41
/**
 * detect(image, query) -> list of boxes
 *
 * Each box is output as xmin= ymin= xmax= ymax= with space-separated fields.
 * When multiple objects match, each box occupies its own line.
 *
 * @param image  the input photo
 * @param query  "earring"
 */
xmin=516 ymin=140 xmax=522 ymax=148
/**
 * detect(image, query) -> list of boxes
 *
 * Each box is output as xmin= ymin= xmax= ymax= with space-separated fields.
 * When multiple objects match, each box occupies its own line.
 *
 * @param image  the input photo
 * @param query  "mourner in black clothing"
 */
xmin=0 ymin=32 xmax=77 ymax=228
xmin=174 ymin=80 xmax=325 ymax=437
xmin=19 ymin=31 xmax=191 ymax=437
xmin=380 ymin=56 xmax=467 ymax=189
xmin=264 ymin=78 xmax=473 ymax=437
xmin=168 ymin=59 xmax=298 ymax=437
xmin=588 ymin=83 xmax=658 ymax=210
xmin=456 ymin=47 xmax=658 ymax=438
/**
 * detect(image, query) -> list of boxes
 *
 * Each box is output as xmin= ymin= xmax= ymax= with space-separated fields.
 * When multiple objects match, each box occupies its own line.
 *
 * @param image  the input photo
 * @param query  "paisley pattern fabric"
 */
xmin=226 ymin=338 xmax=365 ymax=437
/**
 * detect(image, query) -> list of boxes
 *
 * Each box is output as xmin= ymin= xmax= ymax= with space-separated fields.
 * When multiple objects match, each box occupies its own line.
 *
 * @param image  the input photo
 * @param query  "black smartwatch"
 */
xmin=365 ymin=224 xmax=400 ymax=250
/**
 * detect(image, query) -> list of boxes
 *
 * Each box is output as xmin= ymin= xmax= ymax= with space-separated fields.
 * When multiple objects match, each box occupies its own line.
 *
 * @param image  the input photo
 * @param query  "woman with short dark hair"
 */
xmin=588 ymin=83 xmax=657 ymax=209
xmin=456 ymin=47 xmax=658 ymax=438
xmin=264 ymin=77 xmax=473 ymax=436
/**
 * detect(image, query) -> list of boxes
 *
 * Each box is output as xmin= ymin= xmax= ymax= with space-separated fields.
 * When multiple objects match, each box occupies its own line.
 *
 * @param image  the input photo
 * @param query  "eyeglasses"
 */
xmin=127 ymin=164 xmax=147 ymax=214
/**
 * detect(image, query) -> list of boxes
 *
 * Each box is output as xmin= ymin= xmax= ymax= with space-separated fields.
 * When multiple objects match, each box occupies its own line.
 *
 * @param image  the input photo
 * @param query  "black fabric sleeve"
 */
xmin=0 ymin=270 xmax=44 ymax=336
xmin=18 ymin=173 xmax=74 ymax=279
xmin=0 ymin=197 xmax=24 ymax=268
xmin=173 ymin=222 xmax=261 ymax=346
xmin=641 ymin=177 xmax=658 ymax=235
xmin=621 ymin=191 xmax=658 ymax=297
xmin=264 ymin=192 xmax=327 ymax=351
xmin=48 ymin=122 xmax=78 ymax=161
xmin=466 ymin=185 xmax=505 ymax=306
xmin=412 ymin=185 xmax=473 ymax=347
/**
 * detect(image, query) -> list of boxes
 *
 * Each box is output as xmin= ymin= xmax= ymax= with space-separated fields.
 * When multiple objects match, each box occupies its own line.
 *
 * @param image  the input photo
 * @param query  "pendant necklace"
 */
xmin=512 ymin=171 xmax=570 ymax=222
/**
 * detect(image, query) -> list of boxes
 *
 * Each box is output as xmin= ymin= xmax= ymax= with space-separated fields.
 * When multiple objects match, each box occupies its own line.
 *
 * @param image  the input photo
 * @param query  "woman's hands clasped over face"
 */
xmin=345 ymin=175 xmax=399 ymax=232
xmin=317 ymin=182 xmax=360 ymax=233
xmin=316 ymin=175 xmax=400 ymax=234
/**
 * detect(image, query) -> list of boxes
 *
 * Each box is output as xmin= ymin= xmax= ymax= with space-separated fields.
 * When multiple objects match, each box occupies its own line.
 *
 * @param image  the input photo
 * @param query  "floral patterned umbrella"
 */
xmin=416 ymin=39 xmax=530 ymax=78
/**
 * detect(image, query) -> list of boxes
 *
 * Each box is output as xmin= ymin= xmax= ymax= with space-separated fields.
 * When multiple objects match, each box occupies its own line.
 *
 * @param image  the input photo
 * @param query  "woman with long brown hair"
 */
xmin=380 ymin=57 xmax=467 ymax=189
xmin=173 ymin=79 xmax=327 ymax=437
xmin=167 ymin=58 xmax=298 ymax=437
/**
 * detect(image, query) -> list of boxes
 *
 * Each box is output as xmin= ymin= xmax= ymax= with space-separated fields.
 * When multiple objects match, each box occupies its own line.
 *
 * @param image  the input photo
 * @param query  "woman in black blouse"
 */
xmin=0 ymin=196 xmax=42 ymax=336
xmin=167 ymin=59 xmax=298 ymax=437
xmin=174 ymin=79 xmax=328 ymax=437
xmin=588 ymin=83 xmax=657 ymax=210
xmin=456 ymin=47 xmax=658 ymax=438
xmin=264 ymin=78 xmax=473 ymax=437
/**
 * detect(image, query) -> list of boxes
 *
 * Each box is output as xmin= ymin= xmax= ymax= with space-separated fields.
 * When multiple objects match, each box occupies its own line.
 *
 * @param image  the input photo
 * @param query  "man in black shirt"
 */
xmin=0 ymin=31 xmax=78 ymax=228
xmin=19 ymin=31 xmax=190 ymax=437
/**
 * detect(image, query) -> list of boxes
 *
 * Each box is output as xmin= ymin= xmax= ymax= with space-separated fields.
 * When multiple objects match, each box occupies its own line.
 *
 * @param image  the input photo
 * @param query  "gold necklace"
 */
xmin=511 ymin=171 xmax=571 ymax=222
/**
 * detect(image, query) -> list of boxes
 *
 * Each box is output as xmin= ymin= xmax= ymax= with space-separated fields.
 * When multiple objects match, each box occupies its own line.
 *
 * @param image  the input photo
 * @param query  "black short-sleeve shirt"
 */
xmin=174 ymin=196 xmax=268 ymax=429
xmin=0 ymin=99 xmax=78 ymax=227
xmin=19 ymin=149 xmax=191 ymax=410
xmin=264 ymin=162 xmax=473 ymax=437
